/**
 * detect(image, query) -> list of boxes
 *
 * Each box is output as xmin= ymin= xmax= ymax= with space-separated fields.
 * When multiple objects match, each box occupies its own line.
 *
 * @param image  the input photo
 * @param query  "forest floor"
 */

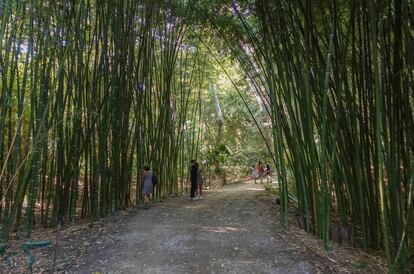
xmin=1 ymin=179 xmax=386 ymax=273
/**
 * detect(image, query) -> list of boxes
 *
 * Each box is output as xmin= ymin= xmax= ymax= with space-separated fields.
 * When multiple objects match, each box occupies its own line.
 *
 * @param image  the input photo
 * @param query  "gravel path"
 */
xmin=69 ymin=180 xmax=322 ymax=274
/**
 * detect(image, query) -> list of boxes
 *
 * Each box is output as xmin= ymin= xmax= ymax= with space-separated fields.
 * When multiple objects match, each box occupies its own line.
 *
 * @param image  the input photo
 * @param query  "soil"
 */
xmin=1 ymin=179 xmax=386 ymax=273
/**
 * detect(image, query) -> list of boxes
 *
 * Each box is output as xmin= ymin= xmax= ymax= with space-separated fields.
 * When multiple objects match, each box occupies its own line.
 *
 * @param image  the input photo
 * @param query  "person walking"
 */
xmin=190 ymin=160 xmax=198 ymax=201
xmin=251 ymin=165 xmax=256 ymax=179
xmin=197 ymin=165 xmax=204 ymax=200
xmin=142 ymin=165 xmax=154 ymax=209
xmin=265 ymin=162 xmax=272 ymax=183
xmin=252 ymin=165 xmax=259 ymax=184
xmin=258 ymin=161 xmax=265 ymax=183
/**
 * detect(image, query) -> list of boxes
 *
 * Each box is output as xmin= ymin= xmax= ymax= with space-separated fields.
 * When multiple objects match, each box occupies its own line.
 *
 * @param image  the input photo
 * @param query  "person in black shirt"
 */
xmin=190 ymin=160 xmax=198 ymax=200
xmin=265 ymin=163 xmax=272 ymax=183
xmin=197 ymin=165 xmax=204 ymax=200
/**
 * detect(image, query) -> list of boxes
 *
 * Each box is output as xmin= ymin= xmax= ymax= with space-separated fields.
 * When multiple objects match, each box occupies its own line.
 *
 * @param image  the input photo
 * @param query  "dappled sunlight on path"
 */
xmin=70 ymin=179 xmax=321 ymax=274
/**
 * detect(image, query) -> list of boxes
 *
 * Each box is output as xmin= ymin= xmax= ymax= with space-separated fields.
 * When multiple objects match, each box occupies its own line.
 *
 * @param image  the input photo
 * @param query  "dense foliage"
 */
xmin=203 ymin=1 xmax=414 ymax=272
xmin=1 ymin=0 xmax=413 ymax=272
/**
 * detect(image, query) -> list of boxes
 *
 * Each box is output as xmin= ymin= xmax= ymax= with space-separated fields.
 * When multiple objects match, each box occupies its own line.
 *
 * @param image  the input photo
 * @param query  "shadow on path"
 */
xmin=70 ymin=180 xmax=321 ymax=274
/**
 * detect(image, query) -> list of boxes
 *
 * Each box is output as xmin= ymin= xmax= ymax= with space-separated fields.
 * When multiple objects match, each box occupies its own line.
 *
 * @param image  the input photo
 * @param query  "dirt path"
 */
xmin=68 ymin=180 xmax=324 ymax=274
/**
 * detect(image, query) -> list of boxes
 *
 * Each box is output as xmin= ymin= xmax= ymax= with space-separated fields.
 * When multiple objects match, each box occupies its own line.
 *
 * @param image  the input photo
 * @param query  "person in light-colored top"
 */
xmin=251 ymin=165 xmax=256 ymax=179
xmin=142 ymin=165 xmax=153 ymax=209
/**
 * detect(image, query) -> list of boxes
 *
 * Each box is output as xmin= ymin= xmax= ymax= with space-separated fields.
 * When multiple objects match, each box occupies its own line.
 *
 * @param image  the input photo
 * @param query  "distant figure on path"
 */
xmin=142 ymin=165 xmax=154 ymax=209
xmin=197 ymin=164 xmax=204 ymax=200
xmin=265 ymin=162 xmax=272 ymax=183
xmin=252 ymin=165 xmax=259 ymax=184
xmin=258 ymin=161 xmax=265 ymax=183
xmin=251 ymin=165 xmax=256 ymax=179
xmin=190 ymin=160 xmax=198 ymax=200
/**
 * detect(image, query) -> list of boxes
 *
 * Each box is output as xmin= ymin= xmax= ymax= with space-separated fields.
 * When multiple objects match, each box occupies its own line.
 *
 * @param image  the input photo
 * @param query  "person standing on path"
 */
xmin=258 ymin=161 xmax=265 ymax=183
xmin=142 ymin=165 xmax=154 ymax=209
xmin=197 ymin=164 xmax=204 ymax=200
xmin=265 ymin=162 xmax=272 ymax=183
xmin=190 ymin=160 xmax=198 ymax=200
xmin=252 ymin=165 xmax=259 ymax=184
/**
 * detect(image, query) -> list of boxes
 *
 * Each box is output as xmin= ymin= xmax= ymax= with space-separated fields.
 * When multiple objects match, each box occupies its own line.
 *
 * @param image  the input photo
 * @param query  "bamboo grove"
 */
xmin=0 ymin=0 xmax=208 ymax=242
xmin=1 ymin=0 xmax=414 ymax=272
xmin=190 ymin=0 xmax=414 ymax=272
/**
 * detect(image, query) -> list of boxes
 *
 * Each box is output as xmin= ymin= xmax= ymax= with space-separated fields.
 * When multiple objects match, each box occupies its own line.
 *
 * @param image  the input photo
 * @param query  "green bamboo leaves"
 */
xmin=0 ymin=0 xmax=196 ymax=243
xmin=225 ymin=0 xmax=414 ymax=272
xmin=1 ymin=1 xmax=413 ymax=272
